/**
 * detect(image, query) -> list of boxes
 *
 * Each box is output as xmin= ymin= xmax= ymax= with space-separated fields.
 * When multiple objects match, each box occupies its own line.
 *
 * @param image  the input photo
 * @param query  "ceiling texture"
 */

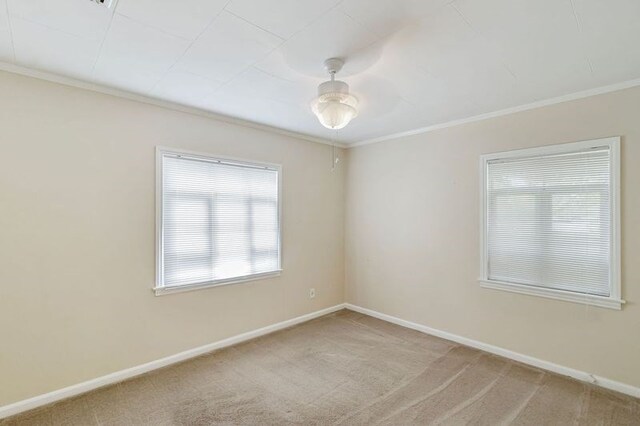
xmin=0 ymin=0 xmax=639 ymax=145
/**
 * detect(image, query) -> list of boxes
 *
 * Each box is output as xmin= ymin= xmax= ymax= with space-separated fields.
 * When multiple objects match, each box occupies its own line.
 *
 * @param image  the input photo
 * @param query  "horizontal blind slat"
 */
xmin=486 ymin=147 xmax=611 ymax=297
xmin=161 ymin=155 xmax=280 ymax=287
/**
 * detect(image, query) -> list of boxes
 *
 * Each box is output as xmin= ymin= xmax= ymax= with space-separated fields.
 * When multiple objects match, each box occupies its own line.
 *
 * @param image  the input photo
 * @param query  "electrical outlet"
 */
xmin=309 ymin=288 xmax=316 ymax=299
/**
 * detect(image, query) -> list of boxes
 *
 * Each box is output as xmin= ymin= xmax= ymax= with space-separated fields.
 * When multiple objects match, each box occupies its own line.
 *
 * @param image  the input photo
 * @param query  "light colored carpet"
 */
xmin=2 ymin=309 xmax=639 ymax=425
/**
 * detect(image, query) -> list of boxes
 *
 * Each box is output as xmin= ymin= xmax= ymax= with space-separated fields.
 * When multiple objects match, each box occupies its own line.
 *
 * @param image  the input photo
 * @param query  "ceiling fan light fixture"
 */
xmin=311 ymin=58 xmax=358 ymax=130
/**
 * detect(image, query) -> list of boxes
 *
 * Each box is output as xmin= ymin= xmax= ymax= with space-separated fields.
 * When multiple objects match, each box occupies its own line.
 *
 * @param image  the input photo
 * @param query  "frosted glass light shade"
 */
xmin=312 ymin=96 xmax=358 ymax=130
xmin=311 ymin=80 xmax=358 ymax=130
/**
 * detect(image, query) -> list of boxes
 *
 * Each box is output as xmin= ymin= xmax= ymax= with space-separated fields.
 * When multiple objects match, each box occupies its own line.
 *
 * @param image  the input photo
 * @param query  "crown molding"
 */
xmin=0 ymin=61 xmax=347 ymax=149
xmin=3 ymin=60 xmax=639 ymax=151
xmin=349 ymin=77 xmax=640 ymax=148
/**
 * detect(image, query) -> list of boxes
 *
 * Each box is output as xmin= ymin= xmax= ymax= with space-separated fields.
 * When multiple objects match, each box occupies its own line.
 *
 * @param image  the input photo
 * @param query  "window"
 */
xmin=155 ymin=148 xmax=281 ymax=295
xmin=479 ymin=137 xmax=622 ymax=309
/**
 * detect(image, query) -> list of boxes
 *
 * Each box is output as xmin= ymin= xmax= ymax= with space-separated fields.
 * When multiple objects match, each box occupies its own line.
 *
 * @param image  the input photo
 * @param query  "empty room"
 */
xmin=1 ymin=0 xmax=639 ymax=424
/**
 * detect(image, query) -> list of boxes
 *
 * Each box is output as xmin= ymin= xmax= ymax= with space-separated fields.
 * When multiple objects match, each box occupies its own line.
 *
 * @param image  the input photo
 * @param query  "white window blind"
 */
xmin=156 ymin=149 xmax=281 ymax=292
xmin=480 ymin=138 xmax=621 ymax=309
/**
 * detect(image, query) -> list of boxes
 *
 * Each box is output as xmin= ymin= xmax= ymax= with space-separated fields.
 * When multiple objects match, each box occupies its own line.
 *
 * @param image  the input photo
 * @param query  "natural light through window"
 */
xmin=479 ymin=138 xmax=622 ymax=309
xmin=155 ymin=148 xmax=281 ymax=295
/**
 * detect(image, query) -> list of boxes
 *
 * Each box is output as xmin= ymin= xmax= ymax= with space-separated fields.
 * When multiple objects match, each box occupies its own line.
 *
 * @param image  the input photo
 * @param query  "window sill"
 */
xmin=479 ymin=279 xmax=624 ymax=310
xmin=154 ymin=270 xmax=282 ymax=296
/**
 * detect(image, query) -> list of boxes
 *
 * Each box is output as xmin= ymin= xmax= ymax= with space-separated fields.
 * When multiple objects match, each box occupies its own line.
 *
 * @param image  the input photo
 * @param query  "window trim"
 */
xmin=478 ymin=137 xmax=623 ymax=310
xmin=154 ymin=146 xmax=283 ymax=296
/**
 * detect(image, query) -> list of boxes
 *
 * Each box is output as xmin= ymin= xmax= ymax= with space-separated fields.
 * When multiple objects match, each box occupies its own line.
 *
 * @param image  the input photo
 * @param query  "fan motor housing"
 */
xmin=318 ymin=80 xmax=350 ymax=97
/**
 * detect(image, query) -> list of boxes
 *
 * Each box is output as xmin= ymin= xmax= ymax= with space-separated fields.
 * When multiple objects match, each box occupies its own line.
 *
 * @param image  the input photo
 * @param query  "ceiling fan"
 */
xmin=311 ymin=58 xmax=359 ymax=130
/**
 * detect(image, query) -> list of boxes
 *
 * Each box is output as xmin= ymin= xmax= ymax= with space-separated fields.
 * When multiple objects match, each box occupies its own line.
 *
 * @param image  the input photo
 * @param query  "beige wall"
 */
xmin=2 ymin=67 xmax=639 ymax=408
xmin=0 ymin=70 xmax=345 ymax=406
xmin=345 ymin=86 xmax=640 ymax=388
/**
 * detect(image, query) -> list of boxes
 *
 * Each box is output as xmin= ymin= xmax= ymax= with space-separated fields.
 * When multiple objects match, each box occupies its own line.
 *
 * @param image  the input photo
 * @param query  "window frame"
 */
xmin=478 ymin=137 xmax=623 ymax=310
xmin=154 ymin=146 xmax=283 ymax=296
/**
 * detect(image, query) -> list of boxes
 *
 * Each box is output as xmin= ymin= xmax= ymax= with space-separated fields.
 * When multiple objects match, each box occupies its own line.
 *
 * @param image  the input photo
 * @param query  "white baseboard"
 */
xmin=0 ymin=304 xmax=346 ymax=420
xmin=345 ymin=303 xmax=640 ymax=399
xmin=3 ymin=302 xmax=636 ymax=420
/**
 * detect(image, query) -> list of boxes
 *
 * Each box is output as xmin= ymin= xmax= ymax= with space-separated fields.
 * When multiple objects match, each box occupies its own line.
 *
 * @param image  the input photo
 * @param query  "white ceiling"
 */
xmin=0 ymin=0 xmax=639 ymax=145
